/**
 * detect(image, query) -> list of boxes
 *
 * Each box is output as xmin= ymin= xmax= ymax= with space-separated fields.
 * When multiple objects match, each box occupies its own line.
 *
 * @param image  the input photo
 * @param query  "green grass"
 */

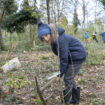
xmin=83 ymin=41 xmax=105 ymax=65
xmin=2 ymin=28 xmax=105 ymax=66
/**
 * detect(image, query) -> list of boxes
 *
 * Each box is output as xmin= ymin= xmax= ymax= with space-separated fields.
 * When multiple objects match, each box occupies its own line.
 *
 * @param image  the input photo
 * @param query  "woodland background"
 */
xmin=0 ymin=0 xmax=105 ymax=105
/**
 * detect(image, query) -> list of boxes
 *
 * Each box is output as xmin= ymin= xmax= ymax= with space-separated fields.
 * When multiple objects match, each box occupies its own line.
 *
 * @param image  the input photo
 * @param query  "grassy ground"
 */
xmin=0 ymin=49 xmax=105 ymax=105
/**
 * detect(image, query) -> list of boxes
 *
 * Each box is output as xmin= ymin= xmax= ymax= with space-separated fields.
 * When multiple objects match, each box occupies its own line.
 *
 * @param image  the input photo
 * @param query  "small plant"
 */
xmin=46 ymin=64 xmax=52 ymax=70
xmin=5 ymin=95 xmax=13 ymax=103
xmin=5 ymin=73 xmax=29 ymax=89
xmin=35 ymin=98 xmax=43 ymax=105
xmin=5 ymin=73 xmax=14 ymax=88
xmin=17 ymin=71 xmax=25 ymax=79
xmin=91 ymin=99 xmax=105 ymax=105
xmin=90 ymin=93 xmax=97 ymax=98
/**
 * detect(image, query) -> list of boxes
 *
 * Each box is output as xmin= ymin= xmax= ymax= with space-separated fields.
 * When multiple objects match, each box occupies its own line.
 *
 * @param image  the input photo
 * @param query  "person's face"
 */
xmin=42 ymin=34 xmax=52 ymax=44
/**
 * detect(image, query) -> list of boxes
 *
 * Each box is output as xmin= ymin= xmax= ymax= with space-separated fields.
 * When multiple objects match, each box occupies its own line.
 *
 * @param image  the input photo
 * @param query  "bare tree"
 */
xmin=0 ymin=7 xmax=5 ymax=50
xmin=78 ymin=0 xmax=89 ymax=28
xmin=46 ymin=0 xmax=50 ymax=24
xmin=50 ymin=0 xmax=65 ymax=24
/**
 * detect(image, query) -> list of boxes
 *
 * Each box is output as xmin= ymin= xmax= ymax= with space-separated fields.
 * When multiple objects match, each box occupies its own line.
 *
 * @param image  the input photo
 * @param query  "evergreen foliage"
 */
xmin=73 ymin=9 xmax=80 ymax=34
xmin=2 ymin=0 xmax=41 ymax=33
xmin=99 ymin=0 xmax=105 ymax=8
xmin=0 ymin=0 xmax=17 ymax=15
xmin=2 ymin=9 xmax=40 ymax=33
xmin=101 ymin=0 xmax=105 ymax=5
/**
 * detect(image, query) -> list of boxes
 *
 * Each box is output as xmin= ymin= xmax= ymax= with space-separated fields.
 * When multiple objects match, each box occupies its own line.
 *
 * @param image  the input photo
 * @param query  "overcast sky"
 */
xmin=16 ymin=0 xmax=105 ymax=26
xmin=66 ymin=0 xmax=105 ymax=25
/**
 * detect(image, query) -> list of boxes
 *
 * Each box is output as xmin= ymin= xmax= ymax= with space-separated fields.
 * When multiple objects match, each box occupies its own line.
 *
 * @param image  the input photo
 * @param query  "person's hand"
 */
xmin=60 ymin=73 xmax=63 ymax=78
xmin=57 ymin=72 xmax=64 ymax=78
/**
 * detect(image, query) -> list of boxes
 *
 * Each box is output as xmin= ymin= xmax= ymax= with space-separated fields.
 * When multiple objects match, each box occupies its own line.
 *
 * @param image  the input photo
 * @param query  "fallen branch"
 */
xmin=40 ymin=77 xmax=59 ymax=92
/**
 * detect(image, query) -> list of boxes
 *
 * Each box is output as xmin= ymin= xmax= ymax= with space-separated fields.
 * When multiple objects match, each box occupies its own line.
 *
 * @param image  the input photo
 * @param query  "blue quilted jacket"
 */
xmin=51 ymin=27 xmax=86 ymax=74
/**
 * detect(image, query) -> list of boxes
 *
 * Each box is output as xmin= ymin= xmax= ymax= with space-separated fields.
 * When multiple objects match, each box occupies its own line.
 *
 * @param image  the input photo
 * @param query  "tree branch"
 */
xmin=35 ymin=77 xmax=47 ymax=105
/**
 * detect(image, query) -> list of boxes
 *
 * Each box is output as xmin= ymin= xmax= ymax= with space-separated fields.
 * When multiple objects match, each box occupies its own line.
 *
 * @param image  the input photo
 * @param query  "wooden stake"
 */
xmin=35 ymin=77 xmax=47 ymax=105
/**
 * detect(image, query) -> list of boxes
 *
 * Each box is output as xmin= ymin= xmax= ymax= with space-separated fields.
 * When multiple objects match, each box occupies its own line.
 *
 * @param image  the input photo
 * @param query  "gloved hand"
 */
xmin=58 ymin=73 xmax=63 ymax=78
xmin=57 ymin=72 xmax=64 ymax=78
xmin=60 ymin=73 xmax=64 ymax=78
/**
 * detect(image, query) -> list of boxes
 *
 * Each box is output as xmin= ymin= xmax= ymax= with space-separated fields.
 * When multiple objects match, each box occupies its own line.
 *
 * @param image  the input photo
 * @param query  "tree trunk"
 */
xmin=0 ymin=9 xmax=5 ymax=51
xmin=46 ymin=0 xmax=50 ymax=24
xmin=33 ymin=25 xmax=36 ymax=48
xmin=83 ymin=4 xmax=85 ymax=28
xmin=0 ymin=27 xmax=4 ymax=50
xmin=10 ymin=33 xmax=12 ymax=49
xmin=81 ymin=0 xmax=86 ymax=29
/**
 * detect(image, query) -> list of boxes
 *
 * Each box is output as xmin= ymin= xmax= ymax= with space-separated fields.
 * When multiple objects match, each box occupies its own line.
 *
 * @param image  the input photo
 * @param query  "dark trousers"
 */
xmin=63 ymin=63 xmax=82 ymax=104
xmin=93 ymin=36 xmax=98 ymax=43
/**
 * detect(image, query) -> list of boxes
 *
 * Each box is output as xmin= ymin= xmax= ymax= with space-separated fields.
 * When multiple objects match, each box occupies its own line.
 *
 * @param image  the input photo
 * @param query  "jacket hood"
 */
xmin=57 ymin=27 xmax=65 ymax=35
xmin=49 ymin=24 xmax=65 ymax=42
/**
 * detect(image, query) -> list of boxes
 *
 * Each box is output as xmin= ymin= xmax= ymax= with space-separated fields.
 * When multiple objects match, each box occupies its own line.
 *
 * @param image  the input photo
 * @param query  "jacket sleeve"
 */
xmin=58 ymin=36 xmax=69 ymax=74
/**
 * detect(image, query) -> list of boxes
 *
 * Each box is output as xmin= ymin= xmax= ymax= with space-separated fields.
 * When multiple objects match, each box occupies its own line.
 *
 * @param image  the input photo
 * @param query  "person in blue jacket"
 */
xmin=99 ymin=32 xmax=105 ymax=43
xmin=37 ymin=22 xmax=87 ymax=105
xmin=84 ymin=30 xmax=89 ymax=43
